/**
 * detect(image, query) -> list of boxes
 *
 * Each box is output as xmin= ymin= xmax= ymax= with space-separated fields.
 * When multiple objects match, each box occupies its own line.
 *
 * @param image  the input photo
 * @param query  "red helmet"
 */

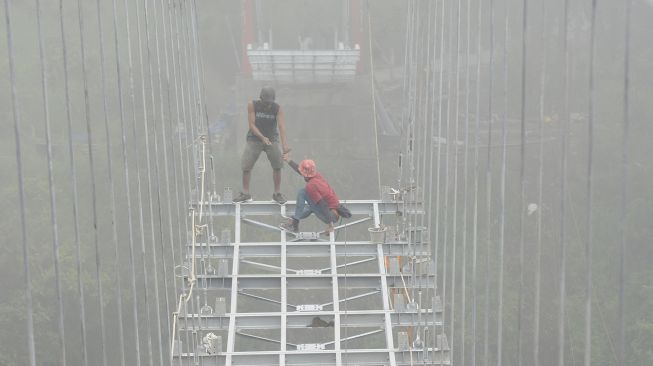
xmin=299 ymin=159 xmax=317 ymax=178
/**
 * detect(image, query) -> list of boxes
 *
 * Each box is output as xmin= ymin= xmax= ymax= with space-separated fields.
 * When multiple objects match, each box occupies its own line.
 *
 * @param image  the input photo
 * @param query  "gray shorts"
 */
xmin=241 ymin=140 xmax=283 ymax=171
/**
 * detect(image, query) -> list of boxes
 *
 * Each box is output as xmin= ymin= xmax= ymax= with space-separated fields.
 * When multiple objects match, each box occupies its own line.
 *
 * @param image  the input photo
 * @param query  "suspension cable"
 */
xmin=585 ymin=1 xmax=598 ymax=365
xmin=559 ymin=0 xmax=571 ymax=364
xmin=483 ymin=0 xmax=496 ymax=364
xmin=35 ymin=0 xmax=67 ymax=364
xmin=449 ymin=0 xmax=463 ymax=361
xmin=110 ymin=0 xmax=143 ymax=362
xmin=496 ymin=2 xmax=511 ymax=363
xmin=459 ymin=0 xmax=474 ymax=362
xmin=165 ymin=0 xmax=192 ymax=270
xmin=366 ymin=0 xmax=383 ymax=199
xmin=533 ymin=1 xmax=549 ymax=365
xmin=471 ymin=1 xmax=484 ymax=365
xmin=618 ymin=1 xmax=633 ymax=364
xmin=427 ymin=1 xmax=443 ymax=360
xmin=75 ymin=0 xmax=106 ymax=363
xmin=434 ymin=0 xmax=447 ymax=361
xmin=3 ymin=0 xmax=36 ymax=363
xmin=95 ymin=0 xmax=127 ymax=364
xmin=138 ymin=0 xmax=166 ymax=362
xmin=150 ymin=0 xmax=177 ymax=351
xmin=158 ymin=0 xmax=184 ymax=307
xmin=517 ymin=0 xmax=529 ymax=364
xmin=440 ymin=0 xmax=455 ymax=361
xmin=124 ymin=0 xmax=158 ymax=362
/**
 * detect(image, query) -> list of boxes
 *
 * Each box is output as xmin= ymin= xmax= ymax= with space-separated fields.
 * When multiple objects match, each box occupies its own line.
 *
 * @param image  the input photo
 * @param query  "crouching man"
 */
xmin=280 ymin=157 xmax=349 ymax=233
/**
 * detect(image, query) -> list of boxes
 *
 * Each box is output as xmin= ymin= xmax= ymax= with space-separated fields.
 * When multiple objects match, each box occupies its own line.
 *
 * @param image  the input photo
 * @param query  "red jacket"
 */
xmin=305 ymin=173 xmax=340 ymax=208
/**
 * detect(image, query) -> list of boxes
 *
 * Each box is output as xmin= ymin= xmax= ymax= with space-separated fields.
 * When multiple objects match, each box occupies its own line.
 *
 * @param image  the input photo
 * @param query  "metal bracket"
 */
xmin=296 ymin=304 xmax=323 ymax=312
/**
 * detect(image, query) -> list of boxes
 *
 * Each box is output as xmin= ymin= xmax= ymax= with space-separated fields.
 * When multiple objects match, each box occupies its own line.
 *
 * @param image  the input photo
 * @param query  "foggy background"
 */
xmin=0 ymin=0 xmax=652 ymax=365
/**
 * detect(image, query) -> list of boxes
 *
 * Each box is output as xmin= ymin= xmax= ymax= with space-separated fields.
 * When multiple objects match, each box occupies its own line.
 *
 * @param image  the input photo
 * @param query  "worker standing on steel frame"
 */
xmin=233 ymin=86 xmax=290 ymax=204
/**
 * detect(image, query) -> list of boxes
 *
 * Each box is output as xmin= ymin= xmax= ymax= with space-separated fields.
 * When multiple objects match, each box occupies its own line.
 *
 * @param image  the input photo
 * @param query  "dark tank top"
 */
xmin=247 ymin=100 xmax=279 ymax=142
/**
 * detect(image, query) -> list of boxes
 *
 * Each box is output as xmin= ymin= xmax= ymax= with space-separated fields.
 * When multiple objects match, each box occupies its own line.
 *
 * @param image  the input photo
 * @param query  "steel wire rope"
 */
xmin=410 ymin=5 xmax=429 ymax=354
xmin=166 ymin=1 xmax=195 ymax=356
xmin=426 ymin=1 xmax=442 ymax=359
xmin=559 ymin=0 xmax=571 ymax=364
xmin=165 ymin=0 xmax=192 ymax=277
xmin=179 ymin=1 xmax=200 ymax=182
xmin=75 ymin=0 xmax=108 ymax=363
xmin=189 ymin=0 xmax=217 ymax=257
xmin=402 ymin=1 xmax=422 ymax=310
xmin=148 ymin=0 xmax=176 ymax=349
xmin=190 ymin=5 xmax=220 ymax=313
xmin=517 ymin=0 xmax=529 ymax=364
xmin=415 ymin=2 xmax=434 ymax=324
xmin=440 ymin=0 xmax=456 ymax=362
xmin=182 ymin=0 xmax=203 ymax=144
xmin=470 ymin=1 xmax=485 ymax=364
xmin=449 ymin=0 xmax=464 ymax=362
xmin=403 ymin=0 xmax=418 ymax=258
xmin=171 ymin=0 xmax=194 ymax=196
xmin=409 ymin=0 xmax=426 ymax=324
xmin=397 ymin=0 xmax=413 ymax=192
xmin=182 ymin=1 xmax=201 ymax=199
xmin=110 ymin=0 xmax=144 ymax=362
xmin=123 ymin=0 xmax=157 ymax=362
xmin=179 ymin=3 xmax=207 ymax=358
xmin=532 ymin=1 xmax=549 ymax=365
xmin=187 ymin=0 xmax=214 ymax=349
xmin=158 ymin=0 xmax=184 ymax=318
xmin=34 ymin=0 xmax=67 ymax=363
xmin=562 ymin=191 xmax=582 ymax=366
xmin=190 ymin=0 xmax=211 ymax=138
xmin=395 ymin=1 xmax=415 ymax=358
xmin=417 ymin=1 xmax=436 ymax=358
xmin=434 ymin=0 xmax=447 ymax=361
xmin=618 ymin=1 xmax=632 ymax=364
xmin=419 ymin=0 xmax=435 ymax=236
xmin=170 ymin=140 xmax=207 ymax=362
xmin=584 ymin=1 xmax=598 ymax=365
xmin=188 ymin=0 xmax=206 ymax=133
xmin=403 ymin=0 xmax=418 ymax=249
xmin=58 ymin=0 xmax=94 ymax=364
xmin=94 ymin=0 xmax=128 ymax=363
xmin=400 ymin=1 xmax=417 ymax=335
xmin=459 ymin=0 xmax=474 ymax=363
xmin=3 ymin=0 xmax=37 ymax=363
xmin=395 ymin=1 xmax=417 ymax=357
xmin=496 ymin=2 xmax=511 ymax=364
xmin=366 ymin=0 xmax=382 ymax=200
xmin=169 ymin=135 xmax=208 ymax=362
xmin=137 ymin=0 xmax=168 ymax=361
xmin=483 ymin=0 xmax=496 ymax=364
xmin=168 ymin=0 xmax=195 ymax=365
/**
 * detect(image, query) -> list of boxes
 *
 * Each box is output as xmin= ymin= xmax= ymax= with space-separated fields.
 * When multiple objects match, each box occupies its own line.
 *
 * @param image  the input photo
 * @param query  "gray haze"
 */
xmin=0 ymin=0 xmax=652 ymax=365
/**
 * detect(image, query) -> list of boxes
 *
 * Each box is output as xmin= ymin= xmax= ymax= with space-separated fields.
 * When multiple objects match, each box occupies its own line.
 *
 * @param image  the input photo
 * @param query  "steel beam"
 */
xmin=178 ymin=310 xmax=443 ymax=330
xmin=174 ymin=348 xmax=450 ymax=365
xmin=194 ymin=273 xmax=435 ymax=290
xmin=187 ymin=242 xmax=430 ymax=258
xmin=195 ymin=200 xmax=422 ymax=217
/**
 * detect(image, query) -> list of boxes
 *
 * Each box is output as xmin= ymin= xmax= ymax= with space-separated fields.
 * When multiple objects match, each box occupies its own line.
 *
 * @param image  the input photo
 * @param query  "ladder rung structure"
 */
xmin=173 ymin=200 xmax=450 ymax=365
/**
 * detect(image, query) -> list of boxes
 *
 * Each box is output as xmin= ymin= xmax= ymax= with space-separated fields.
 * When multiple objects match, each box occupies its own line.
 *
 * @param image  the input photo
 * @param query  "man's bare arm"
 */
xmin=277 ymin=106 xmax=290 ymax=153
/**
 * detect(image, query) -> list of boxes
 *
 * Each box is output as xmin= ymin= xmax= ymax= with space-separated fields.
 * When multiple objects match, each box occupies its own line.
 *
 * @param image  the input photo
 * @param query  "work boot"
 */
xmin=280 ymin=218 xmax=299 ymax=233
xmin=233 ymin=192 xmax=252 ymax=203
xmin=272 ymin=192 xmax=287 ymax=204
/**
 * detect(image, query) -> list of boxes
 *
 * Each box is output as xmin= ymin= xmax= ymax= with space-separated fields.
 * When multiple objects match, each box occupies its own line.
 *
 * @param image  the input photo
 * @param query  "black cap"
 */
xmin=260 ymin=86 xmax=275 ymax=102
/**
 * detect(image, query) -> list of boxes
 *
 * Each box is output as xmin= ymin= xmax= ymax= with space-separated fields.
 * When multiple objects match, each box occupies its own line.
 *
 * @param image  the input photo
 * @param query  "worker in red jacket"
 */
xmin=280 ymin=157 xmax=340 ymax=233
